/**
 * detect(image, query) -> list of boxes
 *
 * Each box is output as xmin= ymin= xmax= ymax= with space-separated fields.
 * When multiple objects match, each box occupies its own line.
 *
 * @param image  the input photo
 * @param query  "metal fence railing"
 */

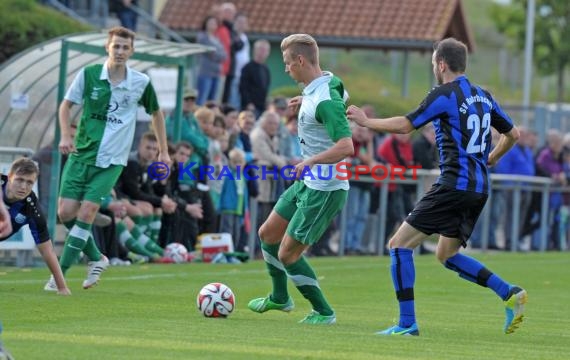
xmin=1 ymin=160 xmax=566 ymax=266
xmin=246 ymin=169 xmax=564 ymax=260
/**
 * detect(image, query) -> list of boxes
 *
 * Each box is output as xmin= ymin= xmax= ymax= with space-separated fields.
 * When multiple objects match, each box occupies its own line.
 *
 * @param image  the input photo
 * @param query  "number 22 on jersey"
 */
xmin=466 ymin=113 xmax=490 ymax=154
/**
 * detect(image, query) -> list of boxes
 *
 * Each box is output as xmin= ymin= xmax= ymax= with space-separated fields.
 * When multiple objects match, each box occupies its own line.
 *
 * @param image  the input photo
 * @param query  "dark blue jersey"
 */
xmin=406 ymin=75 xmax=513 ymax=194
xmin=0 ymin=175 xmax=49 ymax=244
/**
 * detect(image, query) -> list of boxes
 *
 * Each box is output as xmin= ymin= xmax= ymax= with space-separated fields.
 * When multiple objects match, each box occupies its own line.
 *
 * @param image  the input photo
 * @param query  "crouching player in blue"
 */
xmin=1 ymin=158 xmax=70 ymax=295
xmin=347 ymin=38 xmax=526 ymax=335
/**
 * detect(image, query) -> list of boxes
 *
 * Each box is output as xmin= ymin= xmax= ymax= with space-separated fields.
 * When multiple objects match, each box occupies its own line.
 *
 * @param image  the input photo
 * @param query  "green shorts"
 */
xmin=59 ymin=157 xmax=123 ymax=204
xmin=274 ymin=181 xmax=348 ymax=245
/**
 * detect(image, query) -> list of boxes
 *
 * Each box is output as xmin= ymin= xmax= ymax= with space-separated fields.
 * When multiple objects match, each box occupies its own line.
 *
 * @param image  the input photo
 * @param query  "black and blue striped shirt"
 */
xmin=406 ymin=75 xmax=513 ymax=194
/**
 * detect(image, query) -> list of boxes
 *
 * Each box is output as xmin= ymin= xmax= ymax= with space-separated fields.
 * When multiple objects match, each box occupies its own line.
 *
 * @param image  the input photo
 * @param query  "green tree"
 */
xmin=0 ymin=0 xmax=90 ymax=63
xmin=490 ymin=0 xmax=570 ymax=102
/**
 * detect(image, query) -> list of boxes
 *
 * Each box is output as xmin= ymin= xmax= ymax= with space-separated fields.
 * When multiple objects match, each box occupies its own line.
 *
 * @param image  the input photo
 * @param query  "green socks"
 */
xmin=131 ymin=226 xmax=164 ymax=256
xmin=260 ymin=242 xmax=334 ymax=315
xmin=116 ymin=221 xmax=156 ymax=258
xmin=260 ymin=242 xmax=289 ymax=304
xmin=82 ymin=235 xmax=102 ymax=261
xmin=149 ymin=214 xmax=161 ymax=242
xmin=285 ymin=256 xmax=334 ymax=316
xmin=59 ymin=220 xmax=92 ymax=275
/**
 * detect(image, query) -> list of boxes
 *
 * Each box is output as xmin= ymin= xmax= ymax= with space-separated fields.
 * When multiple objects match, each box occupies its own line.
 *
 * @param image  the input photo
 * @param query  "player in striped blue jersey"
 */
xmin=347 ymin=38 xmax=526 ymax=336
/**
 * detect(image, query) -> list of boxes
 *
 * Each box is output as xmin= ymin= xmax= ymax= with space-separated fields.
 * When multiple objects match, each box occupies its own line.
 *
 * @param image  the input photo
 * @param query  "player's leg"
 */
xmin=125 ymin=201 xmax=164 ymax=257
xmin=248 ymin=183 xmax=297 ymax=313
xmin=58 ymin=160 xmax=113 ymax=263
xmin=283 ymin=186 xmax=347 ymax=324
xmin=438 ymin=189 xmax=527 ymax=334
xmin=76 ymin=200 xmax=109 ymax=288
xmin=132 ymin=200 xmax=153 ymax=233
xmin=149 ymin=207 xmax=162 ymax=242
xmin=57 ymin=157 xmax=89 ymax=275
xmin=437 ymin=236 xmax=527 ymax=333
xmin=59 ymin=200 xmax=104 ymax=268
xmin=377 ymin=184 xmax=465 ymax=335
xmin=143 ymin=204 xmax=165 ymax=255
xmin=248 ymin=209 xmax=293 ymax=312
xmin=80 ymin=165 xmax=124 ymax=262
xmin=436 ymin=191 xmax=506 ymax=293
xmin=78 ymin=165 xmax=123 ymax=288
xmin=51 ymin=196 xmax=108 ymax=290
xmin=116 ymin=216 xmax=156 ymax=258
xmin=279 ymin=234 xmax=336 ymax=324
xmin=438 ymin=236 xmax=511 ymax=297
xmin=57 ymin=197 xmax=83 ymax=275
xmin=376 ymin=221 xmax=426 ymax=336
xmin=77 ymin=201 xmax=104 ymax=259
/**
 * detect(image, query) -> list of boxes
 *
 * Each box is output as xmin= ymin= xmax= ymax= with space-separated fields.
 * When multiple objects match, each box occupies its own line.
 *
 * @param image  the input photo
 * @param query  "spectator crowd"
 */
xmin=26 ymin=2 xmax=570 ymax=267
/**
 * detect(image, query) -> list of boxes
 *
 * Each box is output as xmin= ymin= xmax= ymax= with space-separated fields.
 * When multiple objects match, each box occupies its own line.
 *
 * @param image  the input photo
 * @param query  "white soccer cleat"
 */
xmin=82 ymin=255 xmax=109 ymax=289
xmin=44 ymin=275 xmax=57 ymax=292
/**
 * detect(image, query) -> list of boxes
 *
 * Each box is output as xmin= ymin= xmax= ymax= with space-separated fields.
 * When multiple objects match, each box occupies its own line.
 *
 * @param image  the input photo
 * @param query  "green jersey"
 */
xmin=64 ymin=62 xmax=160 ymax=168
xmin=298 ymin=71 xmax=352 ymax=191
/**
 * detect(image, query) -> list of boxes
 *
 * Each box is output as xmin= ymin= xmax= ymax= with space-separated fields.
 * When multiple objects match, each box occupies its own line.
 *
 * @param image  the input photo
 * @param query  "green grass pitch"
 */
xmin=1 ymin=252 xmax=569 ymax=359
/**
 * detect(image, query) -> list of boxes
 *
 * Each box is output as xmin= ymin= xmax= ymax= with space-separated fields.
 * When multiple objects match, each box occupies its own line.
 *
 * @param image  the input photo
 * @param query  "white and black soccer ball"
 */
xmin=197 ymin=282 xmax=235 ymax=318
xmin=164 ymin=242 xmax=188 ymax=263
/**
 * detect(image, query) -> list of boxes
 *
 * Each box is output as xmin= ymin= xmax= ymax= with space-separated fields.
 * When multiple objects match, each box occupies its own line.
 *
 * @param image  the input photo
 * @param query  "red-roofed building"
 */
xmin=159 ymin=0 xmax=475 ymax=94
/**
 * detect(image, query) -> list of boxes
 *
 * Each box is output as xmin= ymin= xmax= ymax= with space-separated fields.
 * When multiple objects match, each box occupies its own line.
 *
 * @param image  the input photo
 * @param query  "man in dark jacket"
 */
xmin=239 ymin=39 xmax=271 ymax=118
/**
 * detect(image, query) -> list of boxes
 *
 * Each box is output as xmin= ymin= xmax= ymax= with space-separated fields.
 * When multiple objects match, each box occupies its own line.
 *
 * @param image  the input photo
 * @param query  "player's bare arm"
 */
xmin=488 ymin=126 xmax=520 ymax=167
xmin=37 ymin=241 xmax=71 ymax=295
xmin=0 ymin=194 xmax=12 ymax=238
xmin=347 ymin=105 xmax=414 ymax=134
xmin=151 ymin=109 xmax=171 ymax=166
xmin=293 ymin=137 xmax=353 ymax=179
xmin=58 ymin=99 xmax=77 ymax=155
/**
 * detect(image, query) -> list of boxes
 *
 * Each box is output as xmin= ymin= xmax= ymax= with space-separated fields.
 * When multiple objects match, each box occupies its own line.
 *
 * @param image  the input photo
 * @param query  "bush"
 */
xmin=0 ymin=0 xmax=91 ymax=63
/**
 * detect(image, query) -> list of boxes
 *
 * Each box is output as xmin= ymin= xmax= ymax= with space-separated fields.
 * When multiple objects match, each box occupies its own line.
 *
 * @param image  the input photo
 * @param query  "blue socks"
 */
xmin=389 ymin=249 xmax=513 ymax=329
xmin=445 ymin=253 xmax=511 ymax=300
xmin=389 ymin=248 xmax=416 ymax=328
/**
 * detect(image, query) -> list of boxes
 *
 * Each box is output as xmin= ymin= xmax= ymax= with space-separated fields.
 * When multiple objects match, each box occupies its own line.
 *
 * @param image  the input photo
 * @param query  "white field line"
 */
xmin=0 ymin=262 xmax=382 ymax=285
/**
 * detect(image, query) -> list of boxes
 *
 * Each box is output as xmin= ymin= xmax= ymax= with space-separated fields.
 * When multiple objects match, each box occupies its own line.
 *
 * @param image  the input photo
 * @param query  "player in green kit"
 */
xmin=248 ymin=34 xmax=354 ymax=324
xmin=45 ymin=26 xmax=170 ymax=290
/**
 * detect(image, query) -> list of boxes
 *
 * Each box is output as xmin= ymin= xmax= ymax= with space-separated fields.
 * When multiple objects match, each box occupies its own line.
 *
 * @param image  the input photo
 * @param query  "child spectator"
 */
xmin=219 ymin=148 xmax=247 ymax=250
xmin=210 ymin=130 xmax=230 ymax=212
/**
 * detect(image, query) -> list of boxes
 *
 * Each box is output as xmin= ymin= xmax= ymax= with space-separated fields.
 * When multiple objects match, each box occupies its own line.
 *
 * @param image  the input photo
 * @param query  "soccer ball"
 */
xmin=197 ymin=282 xmax=235 ymax=318
xmin=164 ymin=242 xmax=188 ymax=263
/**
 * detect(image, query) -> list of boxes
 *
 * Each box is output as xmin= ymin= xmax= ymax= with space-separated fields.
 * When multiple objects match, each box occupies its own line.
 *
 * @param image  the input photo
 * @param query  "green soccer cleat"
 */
xmin=248 ymin=295 xmax=295 ymax=313
xmin=504 ymin=286 xmax=527 ymax=334
xmin=298 ymin=310 xmax=336 ymax=325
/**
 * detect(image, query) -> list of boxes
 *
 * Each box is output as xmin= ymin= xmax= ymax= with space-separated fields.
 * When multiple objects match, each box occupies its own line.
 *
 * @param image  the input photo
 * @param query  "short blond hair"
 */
xmin=194 ymin=107 xmax=215 ymax=125
xmin=280 ymin=34 xmax=319 ymax=65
